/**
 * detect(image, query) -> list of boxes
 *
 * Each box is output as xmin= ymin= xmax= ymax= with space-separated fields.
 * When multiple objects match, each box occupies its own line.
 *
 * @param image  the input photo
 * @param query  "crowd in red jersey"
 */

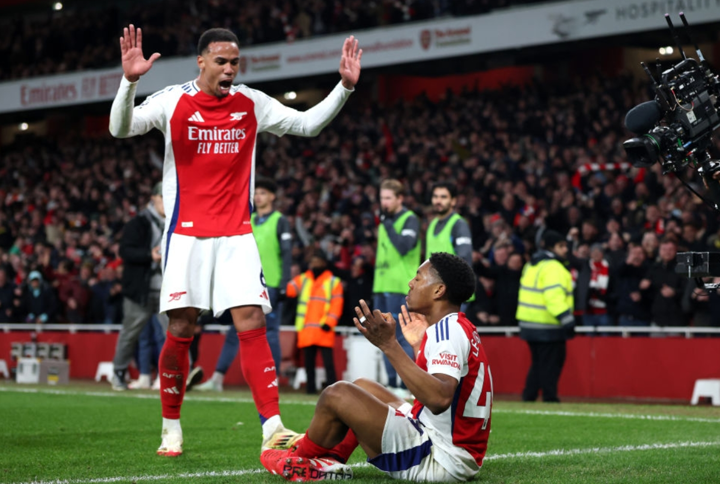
xmin=1 ymin=72 xmax=720 ymax=328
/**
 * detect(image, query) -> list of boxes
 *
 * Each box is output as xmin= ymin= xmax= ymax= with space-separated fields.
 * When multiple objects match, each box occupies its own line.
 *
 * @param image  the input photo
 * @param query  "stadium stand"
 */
xmin=0 ymin=0 xmax=554 ymax=80
xmin=2 ymin=68 xmax=719 ymax=329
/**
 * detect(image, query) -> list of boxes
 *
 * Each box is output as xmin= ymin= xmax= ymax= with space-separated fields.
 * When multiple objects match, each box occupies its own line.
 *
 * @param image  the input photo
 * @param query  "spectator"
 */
xmin=475 ymin=251 xmax=523 ymax=325
xmin=58 ymin=261 xmax=92 ymax=324
xmin=615 ymin=245 xmax=652 ymax=327
xmin=583 ymin=244 xmax=611 ymax=328
xmin=286 ymin=250 xmax=343 ymax=394
xmin=338 ymin=256 xmax=374 ymax=327
xmin=0 ymin=268 xmax=16 ymax=323
xmin=22 ymin=271 xmax=57 ymax=324
xmin=640 ymin=239 xmax=687 ymax=327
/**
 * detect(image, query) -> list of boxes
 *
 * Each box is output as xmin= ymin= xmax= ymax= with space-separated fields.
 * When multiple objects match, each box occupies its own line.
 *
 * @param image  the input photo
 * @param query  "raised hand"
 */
xmin=339 ymin=36 xmax=362 ymax=90
xmin=398 ymin=305 xmax=429 ymax=351
xmin=120 ymin=24 xmax=161 ymax=83
xmin=353 ymin=299 xmax=396 ymax=351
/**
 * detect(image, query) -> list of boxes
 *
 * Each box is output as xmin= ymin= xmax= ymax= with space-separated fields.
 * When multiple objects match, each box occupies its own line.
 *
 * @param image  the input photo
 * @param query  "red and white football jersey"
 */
xmin=111 ymin=77 xmax=351 ymax=238
xmin=410 ymin=312 xmax=493 ymax=475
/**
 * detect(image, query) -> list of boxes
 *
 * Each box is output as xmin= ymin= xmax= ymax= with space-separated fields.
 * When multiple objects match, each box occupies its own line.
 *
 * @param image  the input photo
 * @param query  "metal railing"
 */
xmin=3 ymin=323 xmax=720 ymax=338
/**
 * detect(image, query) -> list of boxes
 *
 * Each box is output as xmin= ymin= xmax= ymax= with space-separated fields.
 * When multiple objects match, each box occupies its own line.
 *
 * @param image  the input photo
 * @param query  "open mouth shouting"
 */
xmin=218 ymin=79 xmax=233 ymax=95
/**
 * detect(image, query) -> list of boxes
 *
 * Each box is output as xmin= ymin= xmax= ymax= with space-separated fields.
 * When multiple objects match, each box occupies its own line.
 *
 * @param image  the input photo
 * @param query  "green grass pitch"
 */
xmin=1 ymin=382 xmax=720 ymax=483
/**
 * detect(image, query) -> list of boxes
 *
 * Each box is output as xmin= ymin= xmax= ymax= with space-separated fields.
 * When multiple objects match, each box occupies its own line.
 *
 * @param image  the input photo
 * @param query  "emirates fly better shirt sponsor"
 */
xmin=110 ymin=77 xmax=351 ymax=237
xmin=410 ymin=312 xmax=493 ymax=479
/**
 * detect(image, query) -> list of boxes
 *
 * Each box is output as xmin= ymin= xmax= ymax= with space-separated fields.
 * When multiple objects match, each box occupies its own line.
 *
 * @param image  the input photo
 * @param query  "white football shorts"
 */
xmin=160 ymin=233 xmax=272 ymax=317
xmin=367 ymin=405 xmax=463 ymax=483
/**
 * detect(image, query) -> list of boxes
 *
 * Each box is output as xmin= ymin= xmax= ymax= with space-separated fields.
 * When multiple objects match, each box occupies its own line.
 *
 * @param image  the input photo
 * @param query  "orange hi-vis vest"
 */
xmin=287 ymin=270 xmax=344 ymax=348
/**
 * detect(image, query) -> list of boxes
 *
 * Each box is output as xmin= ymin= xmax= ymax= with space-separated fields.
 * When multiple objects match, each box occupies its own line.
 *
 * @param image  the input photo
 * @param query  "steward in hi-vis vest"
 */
xmin=516 ymin=229 xmax=574 ymax=403
xmin=286 ymin=250 xmax=342 ymax=394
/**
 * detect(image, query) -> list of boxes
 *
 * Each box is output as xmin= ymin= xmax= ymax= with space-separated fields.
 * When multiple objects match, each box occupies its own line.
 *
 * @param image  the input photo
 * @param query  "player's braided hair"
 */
xmin=429 ymin=252 xmax=476 ymax=306
xmin=197 ymin=28 xmax=240 ymax=55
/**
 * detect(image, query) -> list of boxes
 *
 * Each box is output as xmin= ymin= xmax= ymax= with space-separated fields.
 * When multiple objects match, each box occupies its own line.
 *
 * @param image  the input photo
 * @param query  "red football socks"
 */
xmin=327 ymin=430 xmax=359 ymax=464
xmin=159 ymin=331 xmax=193 ymax=419
xmin=238 ymin=328 xmax=280 ymax=422
xmin=295 ymin=434 xmax=332 ymax=459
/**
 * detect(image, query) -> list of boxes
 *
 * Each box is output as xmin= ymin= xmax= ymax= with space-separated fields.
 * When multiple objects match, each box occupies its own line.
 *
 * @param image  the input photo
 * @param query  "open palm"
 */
xmin=120 ymin=24 xmax=161 ymax=82
xmin=339 ymin=36 xmax=362 ymax=90
xmin=399 ymin=305 xmax=429 ymax=351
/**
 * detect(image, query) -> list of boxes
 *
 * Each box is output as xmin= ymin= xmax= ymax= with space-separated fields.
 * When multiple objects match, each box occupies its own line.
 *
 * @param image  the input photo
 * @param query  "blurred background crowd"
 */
xmin=0 ymin=0 xmax=548 ymax=80
xmin=3 ymin=64 xmax=720 ymax=329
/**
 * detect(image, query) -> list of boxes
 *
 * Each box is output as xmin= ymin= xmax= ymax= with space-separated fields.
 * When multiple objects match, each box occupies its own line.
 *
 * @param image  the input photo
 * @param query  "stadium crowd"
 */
xmin=2 ymin=71 xmax=720 ymax=329
xmin=1 ymin=0 xmax=550 ymax=80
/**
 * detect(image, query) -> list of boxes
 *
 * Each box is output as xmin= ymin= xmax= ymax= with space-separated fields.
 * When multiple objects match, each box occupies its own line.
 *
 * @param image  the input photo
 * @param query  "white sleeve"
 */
xmin=423 ymin=318 xmax=470 ymax=382
xmin=249 ymin=81 xmax=353 ymax=137
xmin=109 ymin=77 xmax=166 ymax=138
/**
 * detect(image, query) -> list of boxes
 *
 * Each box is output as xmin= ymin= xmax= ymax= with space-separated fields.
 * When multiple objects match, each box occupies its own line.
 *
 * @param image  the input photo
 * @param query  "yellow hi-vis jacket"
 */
xmin=516 ymin=251 xmax=575 ymax=342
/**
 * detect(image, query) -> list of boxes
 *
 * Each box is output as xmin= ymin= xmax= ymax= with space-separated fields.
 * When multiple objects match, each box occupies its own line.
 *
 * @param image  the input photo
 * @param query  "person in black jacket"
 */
xmin=22 ymin=271 xmax=57 ymax=323
xmin=615 ymin=244 xmax=652 ymax=326
xmin=110 ymin=182 xmax=168 ymax=390
xmin=475 ymin=251 xmax=523 ymax=325
xmin=640 ymin=238 xmax=687 ymax=326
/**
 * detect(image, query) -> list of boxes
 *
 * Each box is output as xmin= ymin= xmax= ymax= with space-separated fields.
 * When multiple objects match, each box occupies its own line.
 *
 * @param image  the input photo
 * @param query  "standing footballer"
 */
xmin=109 ymin=25 xmax=361 ymax=456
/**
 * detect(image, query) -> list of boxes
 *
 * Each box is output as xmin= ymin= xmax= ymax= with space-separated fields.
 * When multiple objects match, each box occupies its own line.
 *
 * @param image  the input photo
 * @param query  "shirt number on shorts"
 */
xmin=462 ymin=362 xmax=493 ymax=430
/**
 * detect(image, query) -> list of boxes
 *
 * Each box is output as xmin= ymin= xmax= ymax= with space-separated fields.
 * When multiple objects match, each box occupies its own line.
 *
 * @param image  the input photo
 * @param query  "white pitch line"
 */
xmin=492 ymin=408 xmax=720 ymax=424
xmin=4 ymin=387 xmax=720 ymax=423
xmin=0 ymin=386 xmax=316 ymax=406
xmin=484 ymin=440 xmax=720 ymax=460
xmin=11 ymin=441 xmax=720 ymax=484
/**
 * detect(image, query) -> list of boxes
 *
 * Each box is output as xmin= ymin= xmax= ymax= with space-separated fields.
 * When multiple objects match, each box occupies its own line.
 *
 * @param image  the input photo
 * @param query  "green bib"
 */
xmin=251 ymin=211 xmax=282 ymax=288
xmin=426 ymin=213 xmax=462 ymax=258
xmin=425 ymin=213 xmax=475 ymax=302
xmin=373 ymin=211 xmax=420 ymax=294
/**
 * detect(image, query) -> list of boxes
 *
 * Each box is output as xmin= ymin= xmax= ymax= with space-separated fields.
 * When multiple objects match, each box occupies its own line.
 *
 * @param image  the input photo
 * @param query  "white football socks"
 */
xmin=262 ymin=415 xmax=284 ymax=440
xmin=162 ymin=418 xmax=182 ymax=434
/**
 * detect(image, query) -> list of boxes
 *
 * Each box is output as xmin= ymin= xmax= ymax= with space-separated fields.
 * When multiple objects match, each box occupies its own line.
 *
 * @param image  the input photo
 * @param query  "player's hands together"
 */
xmin=339 ymin=36 xmax=362 ymax=90
xmin=398 ymin=305 xmax=429 ymax=350
xmin=353 ymin=299 xmax=396 ymax=351
xmin=120 ymin=24 xmax=161 ymax=83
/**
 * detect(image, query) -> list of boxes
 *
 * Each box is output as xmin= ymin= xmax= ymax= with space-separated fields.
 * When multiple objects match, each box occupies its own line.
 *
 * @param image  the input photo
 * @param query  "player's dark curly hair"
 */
xmin=429 ymin=252 xmax=476 ymax=306
xmin=255 ymin=177 xmax=277 ymax=194
xmin=197 ymin=28 xmax=240 ymax=55
xmin=431 ymin=181 xmax=457 ymax=199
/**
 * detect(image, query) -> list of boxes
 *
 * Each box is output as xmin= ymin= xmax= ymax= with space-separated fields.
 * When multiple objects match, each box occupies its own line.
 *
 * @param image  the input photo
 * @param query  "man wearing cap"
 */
xmin=516 ymin=229 xmax=575 ymax=403
xmin=110 ymin=182 xmax=168 ymax=391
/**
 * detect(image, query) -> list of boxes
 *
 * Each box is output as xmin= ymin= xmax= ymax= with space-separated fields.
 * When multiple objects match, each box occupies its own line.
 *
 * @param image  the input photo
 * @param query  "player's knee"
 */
xmin=318 ymin=381 xmax=353 ymax=409
xmin=167 ymin=310 xmax=196 ymax=338
xmin=231 ymin=305 xmax=266 ymax=331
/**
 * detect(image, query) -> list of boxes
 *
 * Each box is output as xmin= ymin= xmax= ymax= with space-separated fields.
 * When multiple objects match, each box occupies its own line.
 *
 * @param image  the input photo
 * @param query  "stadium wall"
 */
xmin=2 ymin=331 xmax=719 ymax=402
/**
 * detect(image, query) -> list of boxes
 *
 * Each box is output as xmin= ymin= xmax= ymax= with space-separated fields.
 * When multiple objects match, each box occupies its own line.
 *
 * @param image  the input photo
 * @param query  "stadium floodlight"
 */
xmin=19 ymin=123 xmax=28 ymax=131
xmin=284 ymin=91 xmax=297 ymax=100
xmin=53 ymin=2 xmax=63 ymax=10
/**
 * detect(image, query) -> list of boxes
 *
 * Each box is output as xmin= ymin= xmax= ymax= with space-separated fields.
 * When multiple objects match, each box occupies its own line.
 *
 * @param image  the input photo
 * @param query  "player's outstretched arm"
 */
xmin=254 ymin=36 xmax=361 ymax=138
xmin=120 ymin=24 xmax=161 ymax=83
xmin=110 ymin=25 xmax=165 ymax=138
